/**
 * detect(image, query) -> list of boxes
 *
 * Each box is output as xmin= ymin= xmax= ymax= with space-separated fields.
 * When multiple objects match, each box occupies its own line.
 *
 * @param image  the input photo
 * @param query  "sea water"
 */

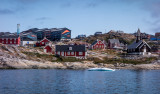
xmin=0 ymin=69 xmax=160 ymax=94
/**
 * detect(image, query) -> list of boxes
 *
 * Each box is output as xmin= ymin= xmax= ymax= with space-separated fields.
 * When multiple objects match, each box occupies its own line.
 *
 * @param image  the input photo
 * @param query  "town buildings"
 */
xmin=90 ymin=39 xmax=106 ymax=50
xmin=22 ymin=28 xmax=71 ymax=41
xmin=36 ymin=37 xmax=51 ymax=47
xmin=76 ymin=34 xmax=86 ymax=39
xmin=127 ymin=29 xmax=151 ymax=55
xmin=20 ymin=32 xmax=37 ymax=47
xmin=0 ymin=35 xmax=21 ymax=46
xmin=94 ymin=32 xmax=102 ymax=36
xmin=55 ymin=45 xmax=86 ymax=59
xmin=155 ymin=32 xmax=160 ymax=37
xmin=107 ymin=39 xmax=123 ymax=49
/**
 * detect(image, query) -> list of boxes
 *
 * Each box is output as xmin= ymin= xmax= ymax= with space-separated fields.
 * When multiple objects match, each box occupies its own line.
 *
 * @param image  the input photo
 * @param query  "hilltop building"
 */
xmin=76 ymin=34 xmax=86 ymax=39
xmin=127 ymin=29 xmax=151 ymax=55
xmin=94 ymin=32 xmax=102 ymax=36
xmin=90 ymin=39 xmax=106 ymax=50
xmin=36 ymin=37 xmax=51 ymax=47
xmin=21 ymin=28 xmax=71 ymax=41
xmin=107 ymin=39 xmax=124 ymax=50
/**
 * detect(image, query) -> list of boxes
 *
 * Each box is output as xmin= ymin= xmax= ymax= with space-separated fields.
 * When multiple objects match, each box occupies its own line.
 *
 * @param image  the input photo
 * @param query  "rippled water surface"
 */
xmin=0 ymin=69 xmax=160 ymax=94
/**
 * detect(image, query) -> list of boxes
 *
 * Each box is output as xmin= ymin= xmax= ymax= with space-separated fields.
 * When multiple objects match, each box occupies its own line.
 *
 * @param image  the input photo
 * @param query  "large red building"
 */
xmin=0 ymin=35 xmax=21 ymax=46
xmin=55 ymin=45 xmax=86 ymax=59
xmin=90 ymin=39 xmax=106 ymax=50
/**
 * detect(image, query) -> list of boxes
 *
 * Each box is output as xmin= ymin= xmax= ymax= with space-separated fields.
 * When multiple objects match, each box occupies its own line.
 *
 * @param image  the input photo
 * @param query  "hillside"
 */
xmin=81 ymin=31 xmax=136 ymax=45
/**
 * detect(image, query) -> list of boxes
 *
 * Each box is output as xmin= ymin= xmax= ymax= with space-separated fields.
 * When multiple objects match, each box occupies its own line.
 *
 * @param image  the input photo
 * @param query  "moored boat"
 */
xmin=88 ymin=68 xmax=115 ymax=71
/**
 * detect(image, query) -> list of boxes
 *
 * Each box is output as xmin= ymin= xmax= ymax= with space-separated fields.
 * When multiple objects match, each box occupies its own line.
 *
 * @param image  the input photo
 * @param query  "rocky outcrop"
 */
xmin=1 ymin=56 xmax=160 ymax=70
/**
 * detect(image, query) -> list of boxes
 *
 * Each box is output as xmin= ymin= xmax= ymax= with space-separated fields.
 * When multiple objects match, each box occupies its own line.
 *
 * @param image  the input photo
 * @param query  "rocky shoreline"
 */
xmin=0 ymin=56 xmax=160 ymax=70
xmin=0 ymin=44 xmax=160 ymax=70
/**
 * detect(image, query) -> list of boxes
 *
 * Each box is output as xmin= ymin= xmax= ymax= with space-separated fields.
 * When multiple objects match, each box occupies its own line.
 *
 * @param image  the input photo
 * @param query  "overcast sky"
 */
xmin=0 ymin=0 xmax=160 ymax=37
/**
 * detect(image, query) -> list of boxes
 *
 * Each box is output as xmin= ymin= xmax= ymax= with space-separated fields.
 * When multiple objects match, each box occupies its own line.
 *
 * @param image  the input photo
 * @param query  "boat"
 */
xmin=88 ymin=68 xmax=115 ymax=71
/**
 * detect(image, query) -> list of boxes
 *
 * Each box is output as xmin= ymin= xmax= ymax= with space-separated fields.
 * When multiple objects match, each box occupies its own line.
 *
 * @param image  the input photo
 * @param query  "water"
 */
xmin=0 ymin=69 xmax=160 ymax=94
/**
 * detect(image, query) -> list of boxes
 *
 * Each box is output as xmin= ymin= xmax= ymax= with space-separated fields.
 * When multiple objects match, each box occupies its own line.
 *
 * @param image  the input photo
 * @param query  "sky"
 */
xmin=0 ymin=0 xmax=160 ymax=38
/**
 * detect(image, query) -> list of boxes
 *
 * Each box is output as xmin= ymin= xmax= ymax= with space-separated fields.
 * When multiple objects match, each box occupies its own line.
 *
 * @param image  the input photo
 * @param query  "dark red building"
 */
xmin=44 ymin=45 xmax=53 ymax=53
xmin=36 ymin=37 xmax=51 ymax=47
xmin=55 ymin=45 xmax=86 ymax=59
xmin=90 ymin=39 xmax=106 ymax=50
xmin=155 ymin=32 xmax=160 ymax=37
xmin=0 ymin=35 xmax=20 ymax=46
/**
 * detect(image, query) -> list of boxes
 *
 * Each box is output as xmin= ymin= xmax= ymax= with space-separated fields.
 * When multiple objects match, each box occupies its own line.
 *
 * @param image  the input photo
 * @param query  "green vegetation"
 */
xmin=54 ymin=56 xmax=84 ymax=62
xmin=92 ymin=57 xmax=158 ymax=65
xmin=23 ymin=52 xmax=55 ymax=61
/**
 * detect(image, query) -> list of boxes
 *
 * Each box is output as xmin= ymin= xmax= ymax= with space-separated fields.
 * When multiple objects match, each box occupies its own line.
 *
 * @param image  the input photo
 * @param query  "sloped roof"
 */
xmin=108 ymin=39 xmax=120 ymax=44
xmin=55 ymin=45 xmax=85 ymax=52
xmin=22 ymin=37 xmax=37 ymax=41
xmin=91 ymin=40 xmax=105 ymax=46
xmin=91 ymin=40 xmax=98 ymax=46
xmin=0 ymin=35 xmax=19 ymax=38
xmin=127 ymin=40 xmax=143 ymax=49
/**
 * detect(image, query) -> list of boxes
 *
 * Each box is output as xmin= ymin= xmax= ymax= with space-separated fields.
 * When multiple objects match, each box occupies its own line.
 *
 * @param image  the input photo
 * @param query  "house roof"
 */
xmin=127 ymin=40 xmax=143 ymax=49
xmin=91 ymin=40 xmax=105 ymax=46
xmin=91 ymin=40 xmax=99 ymax=46
xmin=127 ymin=40 xmax=151 ymax=49
xmin=0 ymin=35 xmax=19 ymax=38
xmin=108 ymin=39 xmax=120 ymax=44
xmin=22 ymin=37 xmax=37 ymax=41
xmin=55 ymin=45 xmax=85 ymax=52
xmin=40 ymin=37 xmax=51 ymax=43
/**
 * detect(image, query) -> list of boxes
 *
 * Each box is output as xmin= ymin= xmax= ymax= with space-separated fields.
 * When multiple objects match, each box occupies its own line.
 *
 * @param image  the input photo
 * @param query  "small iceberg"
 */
xmin=88 ymin=68 xmax=115 ymax=71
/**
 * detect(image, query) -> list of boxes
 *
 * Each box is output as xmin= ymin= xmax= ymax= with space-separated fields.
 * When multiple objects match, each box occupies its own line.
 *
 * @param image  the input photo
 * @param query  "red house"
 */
xmin=44 ymin=45 xmax=53 ymax=53
xmin=0 ymin=35 xmax=21 ymax=46
xmin=55 ymin=45 xmax=86 ymax=59
xmin=36 ymin=37 xmax=51 ymax=47
xmin=90 ymin=39 xmax=106 ymax=50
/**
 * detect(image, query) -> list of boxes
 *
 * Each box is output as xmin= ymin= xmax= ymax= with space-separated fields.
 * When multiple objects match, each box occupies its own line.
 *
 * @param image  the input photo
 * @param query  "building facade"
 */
xmin=107 ymin=39 xmax=123 ymax=49
xmin=127 ymin=29 xmax=151 ymax=55
xmin=0 ymin=35 xmax=20 ymax=46
xmin=90 ymin=39 xmax=106 ymax=50
xmin=44 ymin=45 xmax=53 ymax=53
xmin=36 ymin=37 xmax=51 ymax=47
xmin=55 ymin=45 xmax=86 ymax=59
xmin=22 ymin=28 xmax=71 ymax=41
xmin=94 ymin=32 xmax=102 ymax=36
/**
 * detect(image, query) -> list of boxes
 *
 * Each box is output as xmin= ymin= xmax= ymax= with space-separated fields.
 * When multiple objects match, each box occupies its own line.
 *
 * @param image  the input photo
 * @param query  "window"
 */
xmin=79 ymin=52 xmax=83 ymax=55
xmin=61 ymin=52 xmax=64 ymax=56
xmin=10 ymin=41 xmax=12 ymax=44
xmin=42 ymin=42 xmax=44 ymax=44
xmin=67 ymin=52 xmax=70 ymax=55
xmin=69 ymin=47 xmax=72 ymax=50
xmin=71 ymin=52 xmax=74 ymax=55
xmin=57 ymin=51 xmax=60 ymax=55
